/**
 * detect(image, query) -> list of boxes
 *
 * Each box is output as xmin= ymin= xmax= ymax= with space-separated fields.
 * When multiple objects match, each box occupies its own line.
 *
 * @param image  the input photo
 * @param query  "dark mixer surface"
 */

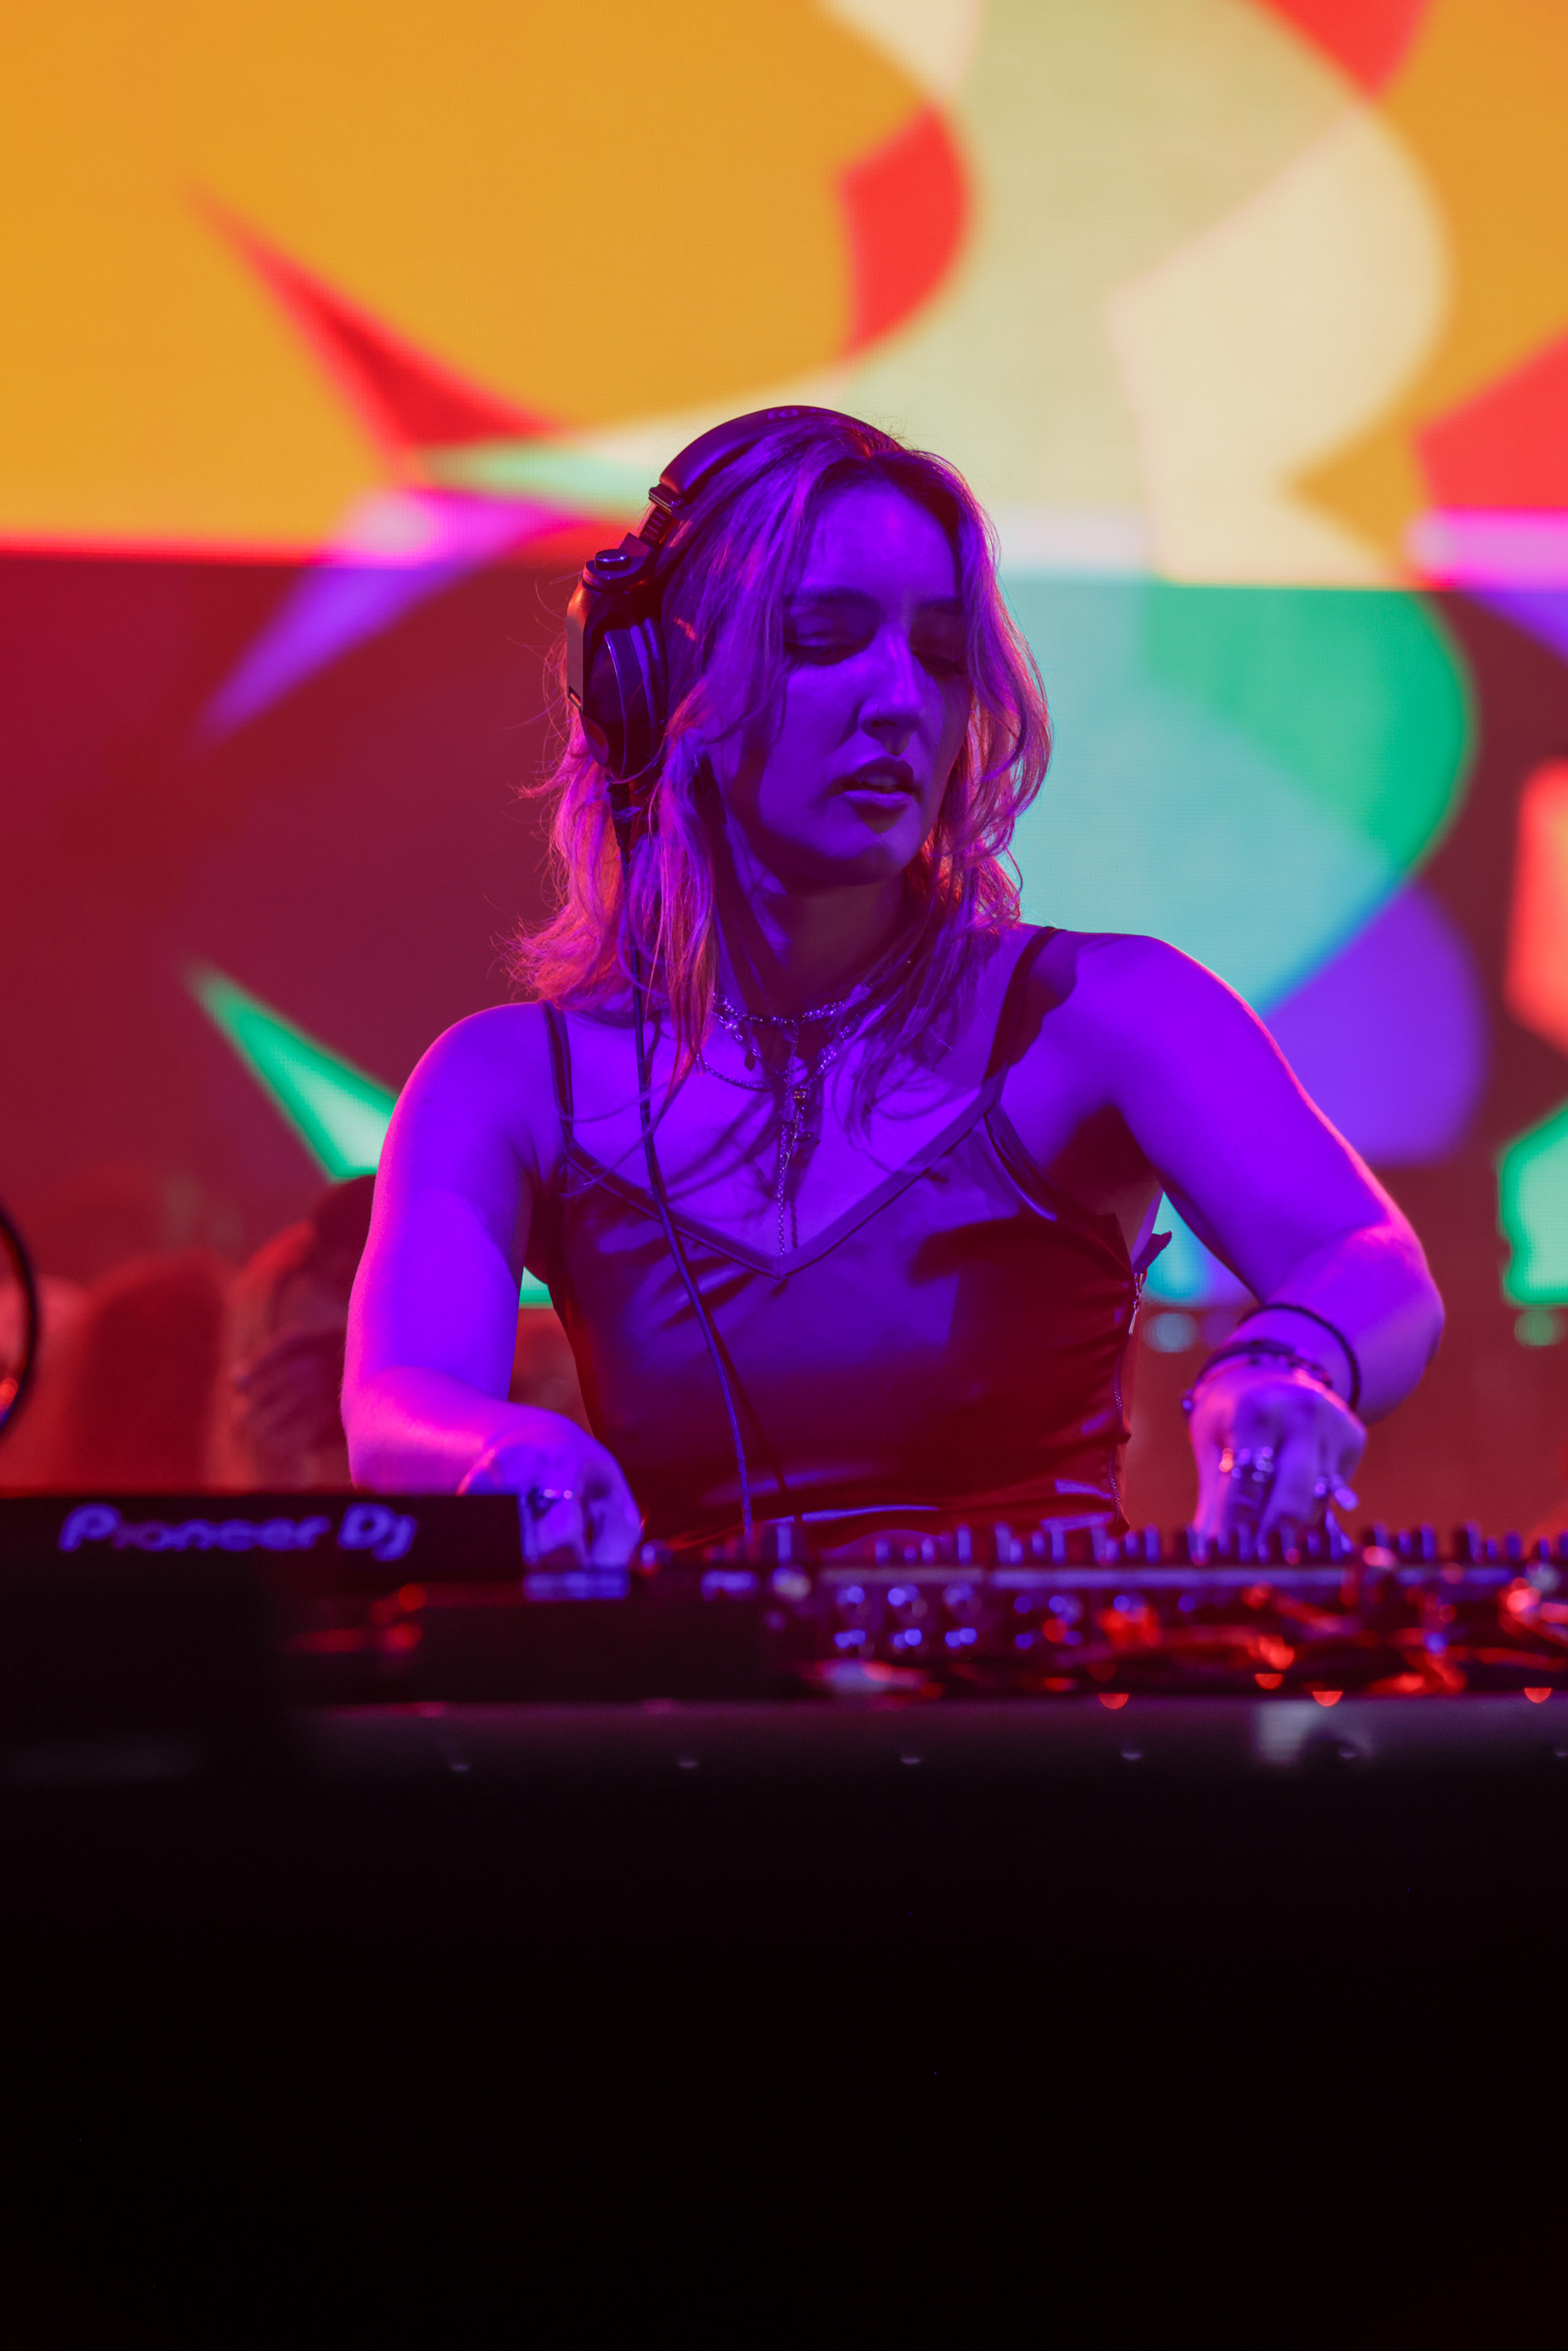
xmin=4 ymin=1491 xmax=1568 ymax=1717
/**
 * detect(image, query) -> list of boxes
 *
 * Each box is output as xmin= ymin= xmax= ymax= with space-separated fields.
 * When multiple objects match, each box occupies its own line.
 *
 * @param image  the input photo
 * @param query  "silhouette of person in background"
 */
xmin=0 ymin=1160 xmax=239 ymax=1492
xmin=0 ymin=1165 xmax=587 ymax=1494
xmin=221 ymin=1176 xmax=376 ymax=1489
xmin=221 ymin=1175 xmax=587 ymax=1488
xmin=0 ymin=1249 xmax=226 ymax=1491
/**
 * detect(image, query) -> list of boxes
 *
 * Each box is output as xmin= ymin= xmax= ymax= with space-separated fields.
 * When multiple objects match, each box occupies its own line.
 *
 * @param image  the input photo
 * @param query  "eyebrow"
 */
xmin=784 ymin=589 xmax=965 ymax=619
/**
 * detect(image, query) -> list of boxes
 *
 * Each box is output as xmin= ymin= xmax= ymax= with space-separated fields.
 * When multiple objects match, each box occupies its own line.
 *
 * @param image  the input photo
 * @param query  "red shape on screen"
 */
xmin=837 ymin=104 xmax=969 ymax=357
xmin=1251 ymin=0 xmax=1429 ymax=90
xmin=1505 ymin=759 xmax=1568 ymax=1056
xmin=207 ymin=205 xmax=549 ymax=454
xmin=1418 ymin=330 xmax=1568 ymax=510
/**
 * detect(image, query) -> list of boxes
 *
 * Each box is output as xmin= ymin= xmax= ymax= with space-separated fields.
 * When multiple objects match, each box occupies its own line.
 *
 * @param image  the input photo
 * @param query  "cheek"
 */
xmin=755 ymin=682 xmax=844 ymax=803
xmin=936 ymin=686 xmax=970 ymax=779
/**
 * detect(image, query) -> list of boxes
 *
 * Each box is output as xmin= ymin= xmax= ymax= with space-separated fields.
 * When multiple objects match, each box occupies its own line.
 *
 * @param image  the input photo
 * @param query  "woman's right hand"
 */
xmin=456 ymin=1408 xmax=643 ymax=1566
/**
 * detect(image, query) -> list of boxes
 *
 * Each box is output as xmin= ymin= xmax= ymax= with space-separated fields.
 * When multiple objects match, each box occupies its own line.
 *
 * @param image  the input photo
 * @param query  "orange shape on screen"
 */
xmin=1418 ymin=329 xmax=1568 ymax=509
xmin=209 ymin=205 xmax=550 ymax=457
xmin=838 ymin=103 xmax=968 ymax=357
xmin=1252 ymin=0 xmax=1431 ymax=91
xmin=1506 ymin=762 xmax=1568 ymax=1058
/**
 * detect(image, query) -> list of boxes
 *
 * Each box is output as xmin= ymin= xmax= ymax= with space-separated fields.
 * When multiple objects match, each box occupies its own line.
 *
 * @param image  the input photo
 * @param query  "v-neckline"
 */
xmin=545 ymin=926 xmax=1060 ymax=1278
xmin=563 ymin=1078 xmax=1005 ymax=1279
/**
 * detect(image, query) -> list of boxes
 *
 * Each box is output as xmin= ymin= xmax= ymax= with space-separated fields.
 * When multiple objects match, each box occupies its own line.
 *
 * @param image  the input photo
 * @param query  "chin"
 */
xmin=842 ymin=803 xmax=929 ymax=857
xmin=819 ymin=833 xmax=920 ymax=885
xmin=756 ymin=812 xmax=927 ymax=891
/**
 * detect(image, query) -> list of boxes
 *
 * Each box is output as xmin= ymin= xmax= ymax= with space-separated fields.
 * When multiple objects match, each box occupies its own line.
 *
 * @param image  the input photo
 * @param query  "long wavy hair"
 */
xmin=511 ymin=411 xmax=1052 ymax=1101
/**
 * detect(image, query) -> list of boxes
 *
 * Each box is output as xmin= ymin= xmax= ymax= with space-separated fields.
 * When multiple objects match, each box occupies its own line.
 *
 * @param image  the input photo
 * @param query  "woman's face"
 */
xmin=712 ymin=484 xmax=970 ymax=891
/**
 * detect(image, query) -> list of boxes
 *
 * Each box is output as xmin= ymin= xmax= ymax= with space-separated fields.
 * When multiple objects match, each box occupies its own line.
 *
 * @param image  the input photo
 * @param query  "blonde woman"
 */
xmin=344 ymin=412 xmax=1440 ymax=1563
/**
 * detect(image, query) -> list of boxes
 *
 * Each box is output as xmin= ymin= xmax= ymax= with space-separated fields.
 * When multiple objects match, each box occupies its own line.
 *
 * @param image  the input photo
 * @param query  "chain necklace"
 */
xmin=699 ymin=984 xmax=872 ymax=1259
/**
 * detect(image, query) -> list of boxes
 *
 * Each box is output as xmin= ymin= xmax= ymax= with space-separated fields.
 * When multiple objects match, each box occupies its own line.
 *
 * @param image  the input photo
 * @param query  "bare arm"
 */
xmin=342 ymin=1006 xmax=640 ymax=1560
xmin=1046 ymin=936 xmax=1443 ymax=1536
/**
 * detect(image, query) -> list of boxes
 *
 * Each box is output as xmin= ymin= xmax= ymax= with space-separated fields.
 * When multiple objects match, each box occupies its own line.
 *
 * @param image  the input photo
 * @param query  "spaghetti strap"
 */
xmin=541 ymin=1005 xmax=574 ymax=1140
xmin=981 ymin=926 xmax=1058 ymax=1090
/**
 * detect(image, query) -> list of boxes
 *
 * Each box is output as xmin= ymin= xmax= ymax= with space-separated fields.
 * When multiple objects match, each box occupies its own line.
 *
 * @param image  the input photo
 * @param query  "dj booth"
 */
xmin=3 ymin=1487 xmax=1568 ymax=1975
xmin=4 ymin=1489 xmax=1566 ymax=2347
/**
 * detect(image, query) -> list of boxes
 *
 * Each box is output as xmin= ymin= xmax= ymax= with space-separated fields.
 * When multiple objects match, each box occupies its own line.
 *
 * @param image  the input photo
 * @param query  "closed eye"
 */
xmin=913 ymin=629 xmax=967 ymax=678
xmin=784 ymin=630 xmax=872 ymax=665
xmin=917 ymin=645 xmax=967 ymax=678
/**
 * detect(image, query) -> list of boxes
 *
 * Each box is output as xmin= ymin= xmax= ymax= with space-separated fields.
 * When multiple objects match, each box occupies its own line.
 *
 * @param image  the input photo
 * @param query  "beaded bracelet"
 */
xmin=1180 ymin=1339 xmax=1340 ymax=1417
xmin=1246 ymin=1302 xmax=1362 ymax=1414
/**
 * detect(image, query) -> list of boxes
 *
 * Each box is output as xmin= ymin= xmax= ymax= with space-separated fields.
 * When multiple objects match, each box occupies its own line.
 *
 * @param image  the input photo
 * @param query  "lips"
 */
xmin=841 ymin=759 xmax=916 ymax=799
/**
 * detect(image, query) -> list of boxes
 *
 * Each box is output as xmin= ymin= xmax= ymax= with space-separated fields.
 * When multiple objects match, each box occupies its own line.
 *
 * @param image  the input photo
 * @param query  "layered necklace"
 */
xmin=699 ymin=976 xmax=878 ymax=1259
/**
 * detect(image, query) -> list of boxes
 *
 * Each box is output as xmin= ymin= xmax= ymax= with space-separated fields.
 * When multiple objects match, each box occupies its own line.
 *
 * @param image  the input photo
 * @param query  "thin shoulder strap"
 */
xmin=981 ymin=926 xmax=1058 ymax=1090
xmin=541 ymin=1004 xmax=574 ymax=1142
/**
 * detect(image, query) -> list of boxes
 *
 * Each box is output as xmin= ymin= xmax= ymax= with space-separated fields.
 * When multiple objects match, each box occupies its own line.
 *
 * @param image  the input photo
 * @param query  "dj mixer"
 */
xmin=297 ymin=1512 xmax=1568 ymax=1704
xmin=5 ymin=1493 xmax=1567 ymax=1714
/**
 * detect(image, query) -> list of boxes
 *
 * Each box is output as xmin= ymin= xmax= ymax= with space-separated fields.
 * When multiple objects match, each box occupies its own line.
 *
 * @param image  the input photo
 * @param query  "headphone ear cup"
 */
xmin=585 ymin=617 xmax=668 ymax=785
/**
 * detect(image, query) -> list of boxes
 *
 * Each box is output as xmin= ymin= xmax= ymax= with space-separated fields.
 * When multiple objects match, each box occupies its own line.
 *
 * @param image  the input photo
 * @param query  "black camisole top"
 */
xmin=528 ymin=929 xmax=1160 ymax=1551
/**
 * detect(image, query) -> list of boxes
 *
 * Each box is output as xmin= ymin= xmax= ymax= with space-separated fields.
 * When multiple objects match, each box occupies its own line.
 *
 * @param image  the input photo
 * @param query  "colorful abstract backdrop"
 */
xmin=5 ymin=0 xmax=1568 ymax=1529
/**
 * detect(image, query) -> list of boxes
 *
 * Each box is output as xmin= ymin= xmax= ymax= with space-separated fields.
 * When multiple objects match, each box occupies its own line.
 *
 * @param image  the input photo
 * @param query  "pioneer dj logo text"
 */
xmin=57 ymin=1502 xmax=418 ymax=1564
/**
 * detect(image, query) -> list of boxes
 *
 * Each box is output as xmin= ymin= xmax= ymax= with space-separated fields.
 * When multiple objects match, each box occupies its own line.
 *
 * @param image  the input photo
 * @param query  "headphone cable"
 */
xmin=629 ymin=954 xmax=755 ymax=1543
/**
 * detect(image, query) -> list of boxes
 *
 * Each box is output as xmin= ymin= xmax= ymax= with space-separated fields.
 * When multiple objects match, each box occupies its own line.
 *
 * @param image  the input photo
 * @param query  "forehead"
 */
xmin=791 ymin=483 xmax=958 ymax=601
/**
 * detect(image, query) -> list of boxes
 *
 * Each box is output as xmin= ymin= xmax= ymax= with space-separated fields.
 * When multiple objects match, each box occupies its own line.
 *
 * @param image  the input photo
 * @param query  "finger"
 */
xmin=588 ymin=1484 xmax=643 ymax=1566
xmin=1216 ymin=1451 xmax=1276 ymax=1541
xmin=1206 ymin=1405 xmax=1284 ymax=1539
xmin=528 ymin=1490 xmax=590 ymax=1567
xmin=1193 ymin=1465 xmax=1229 ymax=1543
xmin=1191 ymin=1420 xmax=1237 ymax=1540
xmin=580 ymin=1454 xmax=643 ymax=1566
xmin=1258 ymin=1432 xmax=1321 ymax=1539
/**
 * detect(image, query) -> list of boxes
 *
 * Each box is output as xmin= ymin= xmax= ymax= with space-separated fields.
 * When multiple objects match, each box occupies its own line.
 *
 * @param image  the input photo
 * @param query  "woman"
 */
xmin=343 ymin=411 xmax=1442 ymax=1563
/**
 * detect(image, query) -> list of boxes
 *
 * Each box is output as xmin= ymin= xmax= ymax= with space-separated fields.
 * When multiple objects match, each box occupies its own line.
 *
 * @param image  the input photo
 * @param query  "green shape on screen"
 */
xmin=1143 ymin=1197 xmax=1250 ymax=1308
xmin=1498 ymin=1100 xmax=1568 ymax=1304
xmin=1140 ymin=585 xmax=1472 ymax=877
xmin=190 ymin=965 xmax=397 ymax=1181
xmin=193 ymin=964 xmax=558 ymax=1310
xmin=1002 ymin=581 xmax=1472 ymax=1010
xmin=422 ymin=439 xmax=647 ymax=518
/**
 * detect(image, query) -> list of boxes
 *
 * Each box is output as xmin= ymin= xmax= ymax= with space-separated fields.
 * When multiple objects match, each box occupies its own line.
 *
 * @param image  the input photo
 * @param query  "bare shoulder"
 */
xmin=1033 ymin=929 xmax=1256 ymax=1049
xmin=393 ymin=1002 xmax=561 ymax=1179
xmin=410 ymin=1001 xmax=555 ymax=1088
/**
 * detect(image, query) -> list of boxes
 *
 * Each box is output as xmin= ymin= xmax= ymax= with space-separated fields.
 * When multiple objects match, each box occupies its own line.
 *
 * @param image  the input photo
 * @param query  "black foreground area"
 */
xmin=1 ymin=1701 xmax=1566 ymax=2346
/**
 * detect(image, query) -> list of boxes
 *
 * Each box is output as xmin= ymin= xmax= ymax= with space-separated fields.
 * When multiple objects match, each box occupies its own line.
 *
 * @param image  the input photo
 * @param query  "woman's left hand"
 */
xmin=1188 ymin=1360 xmax=1365 ymax=1544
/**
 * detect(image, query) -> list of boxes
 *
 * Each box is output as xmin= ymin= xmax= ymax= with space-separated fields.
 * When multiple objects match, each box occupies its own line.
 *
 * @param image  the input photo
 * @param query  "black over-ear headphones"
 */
xmin=565 ymin=406 xmax=853 ymax=837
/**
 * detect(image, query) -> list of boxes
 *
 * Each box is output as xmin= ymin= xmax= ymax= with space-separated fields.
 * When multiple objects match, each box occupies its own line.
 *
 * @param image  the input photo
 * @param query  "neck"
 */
xmin=712 ymin=860 xmax=907 ymax=1018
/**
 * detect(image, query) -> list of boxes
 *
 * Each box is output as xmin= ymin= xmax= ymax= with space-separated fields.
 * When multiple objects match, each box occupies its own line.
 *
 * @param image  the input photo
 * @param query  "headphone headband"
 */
xmin=566 ymin=406 xmax=858 ymax=831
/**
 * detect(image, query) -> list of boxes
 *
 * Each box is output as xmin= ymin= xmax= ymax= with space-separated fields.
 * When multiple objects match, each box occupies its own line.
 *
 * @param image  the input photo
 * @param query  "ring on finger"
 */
xmin=526 ymin=1485 xmax=577 ymax=1520
xmin=1226 ymin=1446 xmax=1276 ymax=1486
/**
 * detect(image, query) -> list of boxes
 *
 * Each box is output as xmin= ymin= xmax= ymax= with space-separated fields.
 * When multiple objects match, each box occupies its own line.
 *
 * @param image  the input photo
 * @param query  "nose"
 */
xmin=859 ymin=625 xmax=926 ymax=748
